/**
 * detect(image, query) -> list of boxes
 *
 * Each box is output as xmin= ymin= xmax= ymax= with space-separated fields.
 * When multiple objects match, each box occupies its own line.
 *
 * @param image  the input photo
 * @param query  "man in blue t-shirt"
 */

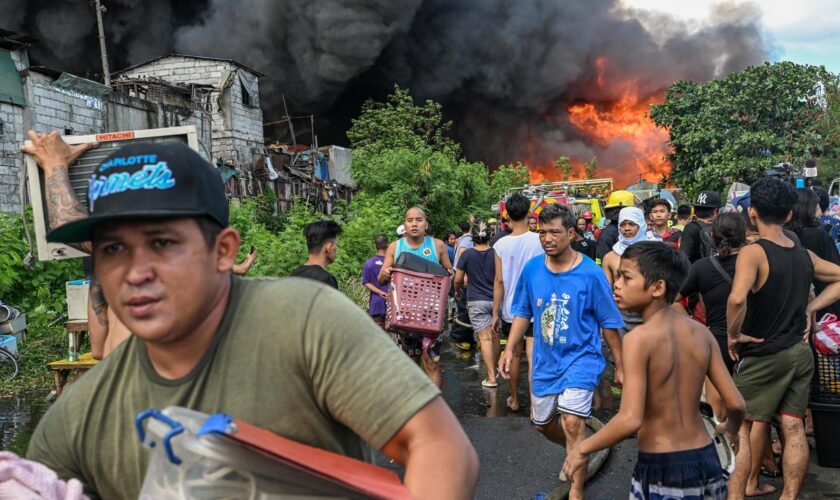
xmin=499 ymin=203 xmax=624 ymax=497
xmin=362 ymin=234 xmax=390 ymax=329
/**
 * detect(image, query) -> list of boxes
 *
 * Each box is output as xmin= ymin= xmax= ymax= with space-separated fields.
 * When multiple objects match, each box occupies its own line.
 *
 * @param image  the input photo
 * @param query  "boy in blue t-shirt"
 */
xmin=499 ymin=204 xmax=624 ymax=498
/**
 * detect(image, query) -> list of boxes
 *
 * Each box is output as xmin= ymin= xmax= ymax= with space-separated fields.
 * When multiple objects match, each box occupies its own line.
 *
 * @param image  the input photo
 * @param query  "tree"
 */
xmin=346 ymin=86 xmax=525 ymax=238
xmin=347 ymin=85 xmax=460 ymax=162
xmin=553 ymin=156 xmax=573 ymax=180
xmin=650 ymin=62 xmax=838 ymax=196
xmin=584 ymin=157 xmax=597 ymax=180
xmin=490 ymin=162 xmax=531 ymax=195
xmin=816 ymin=79 xmax=840 ymax=183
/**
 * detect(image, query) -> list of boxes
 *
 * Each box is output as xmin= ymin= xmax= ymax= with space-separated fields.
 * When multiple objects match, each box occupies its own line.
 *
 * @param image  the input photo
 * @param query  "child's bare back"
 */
xmin=630 ymin=308 xmax=715 ymax=453
xmin=564 ymin=242 xmax=744 ymax=499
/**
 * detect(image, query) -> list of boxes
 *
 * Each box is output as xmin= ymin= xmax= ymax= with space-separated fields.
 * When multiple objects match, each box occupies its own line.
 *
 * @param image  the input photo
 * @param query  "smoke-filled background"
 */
xmin=1 ymin=0 xmax=770 ymax=184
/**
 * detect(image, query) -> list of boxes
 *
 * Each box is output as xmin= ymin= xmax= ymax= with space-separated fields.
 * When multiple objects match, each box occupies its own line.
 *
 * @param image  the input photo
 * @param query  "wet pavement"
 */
xmin=374 ymin=337 xmax=638 ymax=498
xmin=0 ymin=390 xmax=51 ymax=456
xmin=376 ymin=337 xmax=840 ymax=499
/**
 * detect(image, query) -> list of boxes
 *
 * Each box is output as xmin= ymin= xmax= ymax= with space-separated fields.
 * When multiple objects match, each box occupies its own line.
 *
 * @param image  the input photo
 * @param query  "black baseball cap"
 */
xmin=693 ymin=189 xmax=722 ymax=209
xmin=47 ymin=141 xmax=228 ymax=243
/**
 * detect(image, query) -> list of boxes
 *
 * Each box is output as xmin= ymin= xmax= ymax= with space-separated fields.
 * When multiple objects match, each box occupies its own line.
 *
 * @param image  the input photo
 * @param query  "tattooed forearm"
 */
xmin=44 ymin=166 xmax=92 ymax=253
xmin=44 ymin=166 xmax=86 ymax=228
xmin=89 ymin=279 xmax=109 ymax=328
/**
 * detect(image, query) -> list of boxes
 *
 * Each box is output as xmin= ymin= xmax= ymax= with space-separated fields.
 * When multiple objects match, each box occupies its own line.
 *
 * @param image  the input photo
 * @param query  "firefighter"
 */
xmin=596 ymin=190 xmax=636 ymax=261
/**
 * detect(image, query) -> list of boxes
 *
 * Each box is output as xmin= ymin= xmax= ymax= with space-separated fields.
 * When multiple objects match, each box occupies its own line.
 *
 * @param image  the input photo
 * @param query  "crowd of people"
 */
xmin=14 ymin=131 xmax=840 ymax=499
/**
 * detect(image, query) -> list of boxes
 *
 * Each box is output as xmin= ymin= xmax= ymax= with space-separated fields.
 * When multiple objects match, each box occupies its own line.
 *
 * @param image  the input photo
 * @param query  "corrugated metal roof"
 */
xmin=113 ymin=54 xmax=264 ymax=77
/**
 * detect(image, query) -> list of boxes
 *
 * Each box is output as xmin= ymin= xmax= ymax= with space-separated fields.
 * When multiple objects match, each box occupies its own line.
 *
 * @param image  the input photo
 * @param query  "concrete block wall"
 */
xmin=117 ymin=57 xmax=264 ymax=170
xmin=0 ymin=102 xmax=25 ymax=212
xmin=0 ymin=71 xmax=107 ymax=212
xmin=26 ymin=72 xmax=105 ymax=136
xmin=105 ymin=91 xmax=212 ymax=161
xmin=1 ymin=55 xmax=266 ymax=212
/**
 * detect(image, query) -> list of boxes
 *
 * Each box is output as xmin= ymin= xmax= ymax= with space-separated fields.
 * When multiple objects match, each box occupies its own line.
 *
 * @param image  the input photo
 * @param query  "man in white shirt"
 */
xmin=491 ymin=193 xmax=545 ymax=411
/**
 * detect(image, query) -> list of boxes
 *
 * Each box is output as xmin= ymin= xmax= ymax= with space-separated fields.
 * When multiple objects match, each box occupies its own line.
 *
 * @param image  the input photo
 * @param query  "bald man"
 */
xmin=379 ymin=207 xmax=453 ymax=387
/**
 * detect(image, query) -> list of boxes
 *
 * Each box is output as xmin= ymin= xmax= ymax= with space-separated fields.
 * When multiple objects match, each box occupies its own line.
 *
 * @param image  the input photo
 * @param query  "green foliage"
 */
xmin=584 ymin=157 xmax=597 ymax=180
xmin=650 ymin=62 xmax=838 ymax=196
xmin=816 ymin=80 xmax=840 ymax=183
xmin=553 ymin=156 xmax=573 ymax=180
xmin=0 ymin=211 xmax=82 ymax=314
xmin=330 ymin=192 xmax=403 ymax=280
xmin=339 ymin=276 xmax=370 ymax=310
xmin=0 ymin=211 xmax=85 ymax=392
xmin=490 ymin=163 xmax=531 ymax=195
xmin=231 ymin=199 xmax=324 ymax=278
xmin=347 ymin=86 xmax=521 ymax=237
xmin=253 ymin=190 xmax=286 ymax=234
xmin=347 ymin=85 xmax=460 ymax=160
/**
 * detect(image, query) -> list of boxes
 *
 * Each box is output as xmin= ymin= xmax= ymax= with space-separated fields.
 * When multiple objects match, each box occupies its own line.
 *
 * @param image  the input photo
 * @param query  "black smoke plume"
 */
xmin=3 ymin=0 xmax=769 ymax=177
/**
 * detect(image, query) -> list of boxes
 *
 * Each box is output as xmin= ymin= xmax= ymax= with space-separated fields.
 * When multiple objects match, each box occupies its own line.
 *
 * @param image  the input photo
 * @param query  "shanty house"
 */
xmin=113 ymin=55 xmax=265 ymax=197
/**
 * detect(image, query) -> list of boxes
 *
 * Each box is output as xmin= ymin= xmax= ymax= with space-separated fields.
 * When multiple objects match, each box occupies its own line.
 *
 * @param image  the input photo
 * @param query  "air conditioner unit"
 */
xmin=25 ymin=126 xmax=199 ymax=261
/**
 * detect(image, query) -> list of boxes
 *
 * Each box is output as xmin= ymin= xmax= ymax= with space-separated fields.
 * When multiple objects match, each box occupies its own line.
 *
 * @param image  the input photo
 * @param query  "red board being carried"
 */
xmin=136 ymin=406 xmax=411 ymax=499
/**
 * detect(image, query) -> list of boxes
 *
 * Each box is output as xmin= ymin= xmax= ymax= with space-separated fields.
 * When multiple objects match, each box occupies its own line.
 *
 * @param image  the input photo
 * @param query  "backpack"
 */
xmin=394 ymin=251 xmax=449 ymax=277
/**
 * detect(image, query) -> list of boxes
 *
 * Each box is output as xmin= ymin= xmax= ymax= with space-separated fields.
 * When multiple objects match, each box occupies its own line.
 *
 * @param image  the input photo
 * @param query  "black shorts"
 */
xmin=501 ymin=320 xmax=533 ymax=339
xmin=631 ymin=442 xmax=727 ymax=500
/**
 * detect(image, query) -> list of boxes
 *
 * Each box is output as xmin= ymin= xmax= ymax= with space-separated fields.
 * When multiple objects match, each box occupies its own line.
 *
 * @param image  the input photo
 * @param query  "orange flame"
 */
xmin=525 ymin=57 xmax=671 ymax=188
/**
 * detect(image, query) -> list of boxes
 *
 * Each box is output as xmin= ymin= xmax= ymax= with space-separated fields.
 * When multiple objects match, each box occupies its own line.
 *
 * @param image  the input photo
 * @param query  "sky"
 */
xmin=624 ymin=0 xmax=840 ymax=73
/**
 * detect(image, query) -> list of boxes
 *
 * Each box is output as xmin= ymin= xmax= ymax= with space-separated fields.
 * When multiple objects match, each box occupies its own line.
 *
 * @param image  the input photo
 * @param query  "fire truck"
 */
xmin=495 ymin=178 xmax=614 ymax=228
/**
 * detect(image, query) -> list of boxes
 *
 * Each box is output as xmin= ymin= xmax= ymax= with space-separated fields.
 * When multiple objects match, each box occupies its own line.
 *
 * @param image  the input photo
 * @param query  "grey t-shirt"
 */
xmin=452 ymin=234 xmax=474 ymax=269
xmin=27 ymin=276 xmax=439 ymax=499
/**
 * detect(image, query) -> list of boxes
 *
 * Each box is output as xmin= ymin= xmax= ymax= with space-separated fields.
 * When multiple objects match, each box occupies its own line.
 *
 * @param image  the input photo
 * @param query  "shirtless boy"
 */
xmin=564 ymin=241 xmax=745 ymax=499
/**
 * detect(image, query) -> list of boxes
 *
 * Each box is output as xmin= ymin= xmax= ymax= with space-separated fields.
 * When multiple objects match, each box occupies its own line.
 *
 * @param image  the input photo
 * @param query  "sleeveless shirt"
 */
xmin=741 ymin=239 xmax=813 ymax=357
xmin=396 ymin=236 xmax=439 ymax=263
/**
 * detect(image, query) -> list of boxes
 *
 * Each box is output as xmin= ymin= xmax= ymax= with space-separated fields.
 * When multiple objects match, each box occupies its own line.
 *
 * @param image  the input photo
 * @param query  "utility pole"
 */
xmin=282 ymin=95 xmax=296 ymax=146
xmin=92 ymin=0 xmax=111 ymax=86
xmin=310 ymin=114 xmax=316 ymax=150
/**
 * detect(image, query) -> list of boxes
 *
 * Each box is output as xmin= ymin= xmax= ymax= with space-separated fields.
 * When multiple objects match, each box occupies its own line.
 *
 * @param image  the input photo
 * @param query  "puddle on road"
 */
xmin=0 ymin=391 xmax=51 ymax=456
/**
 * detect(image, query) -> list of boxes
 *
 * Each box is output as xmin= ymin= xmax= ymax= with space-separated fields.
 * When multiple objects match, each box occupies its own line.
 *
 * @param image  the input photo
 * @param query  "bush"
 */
xmin=0 ymin=211 xmax=85 ymax=392
xmin=0 ymin=211 xmax=83 ymax=313
xmin=231 ymin=198 xmax=326 ymax=277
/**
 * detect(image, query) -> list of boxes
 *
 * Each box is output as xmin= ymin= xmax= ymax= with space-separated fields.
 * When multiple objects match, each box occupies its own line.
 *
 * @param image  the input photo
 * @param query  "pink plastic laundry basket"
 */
xmin=385 ymin=269 xmax=451 ymax=337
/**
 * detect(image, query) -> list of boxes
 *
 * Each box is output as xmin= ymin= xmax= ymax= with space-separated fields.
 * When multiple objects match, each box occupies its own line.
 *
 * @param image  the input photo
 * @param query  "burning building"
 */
xmin=531 ymin=57 xmax=674 ymax=186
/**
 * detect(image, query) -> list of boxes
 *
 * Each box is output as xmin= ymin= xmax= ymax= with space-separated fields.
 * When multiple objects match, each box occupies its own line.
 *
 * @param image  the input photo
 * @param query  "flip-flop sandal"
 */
xmin=481 ymin=379 xmax=498 ymax=388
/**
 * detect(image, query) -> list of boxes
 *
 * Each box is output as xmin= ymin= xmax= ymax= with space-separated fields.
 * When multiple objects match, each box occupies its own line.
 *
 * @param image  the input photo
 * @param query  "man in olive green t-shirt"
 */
xmin=22 ymin=133 xmax=478 ymax=499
